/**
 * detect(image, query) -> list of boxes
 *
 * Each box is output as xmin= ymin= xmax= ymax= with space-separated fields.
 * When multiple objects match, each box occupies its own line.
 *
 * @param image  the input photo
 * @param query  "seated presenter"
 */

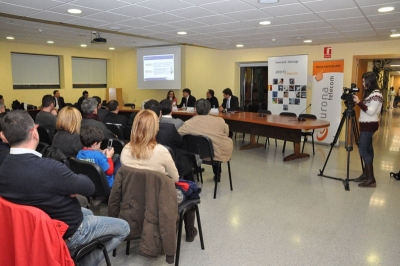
xmin=218 ymin=88 xmax=239 ymax=112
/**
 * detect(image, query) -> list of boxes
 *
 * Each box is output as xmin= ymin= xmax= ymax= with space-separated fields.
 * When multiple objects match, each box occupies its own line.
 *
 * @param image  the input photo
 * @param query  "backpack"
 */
xmin=390 ymin=171 xmax=400 ymax=180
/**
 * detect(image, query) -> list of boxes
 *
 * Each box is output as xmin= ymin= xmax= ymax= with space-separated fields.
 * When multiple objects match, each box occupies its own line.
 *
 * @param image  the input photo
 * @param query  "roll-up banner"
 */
xmin=311 ymin=60 xmax=344 ymax=145
xmin=268 ymin=55 xmax=308 ymax=115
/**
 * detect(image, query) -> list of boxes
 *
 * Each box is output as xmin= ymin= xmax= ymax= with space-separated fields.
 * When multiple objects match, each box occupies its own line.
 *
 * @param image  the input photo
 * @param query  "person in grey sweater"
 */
xmin=80 ymin=98 xmax=115 ymax=139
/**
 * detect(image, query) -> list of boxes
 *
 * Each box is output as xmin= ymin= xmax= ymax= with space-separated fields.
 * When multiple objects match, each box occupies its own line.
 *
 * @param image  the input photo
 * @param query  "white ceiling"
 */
xmin=1 ymin=0 xmax=400 ymax=51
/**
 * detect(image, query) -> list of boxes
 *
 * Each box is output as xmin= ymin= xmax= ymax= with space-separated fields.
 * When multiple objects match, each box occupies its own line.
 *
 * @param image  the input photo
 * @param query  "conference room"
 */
xmin=1 ymin=0 xmax=400 ymax=265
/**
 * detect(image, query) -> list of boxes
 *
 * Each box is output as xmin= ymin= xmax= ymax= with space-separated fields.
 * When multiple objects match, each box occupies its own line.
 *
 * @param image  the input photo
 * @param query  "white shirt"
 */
xmin=10 ymin=147 xmax=42 ymax=157
xmin=226 ymin=96 xmax=231 ymax=109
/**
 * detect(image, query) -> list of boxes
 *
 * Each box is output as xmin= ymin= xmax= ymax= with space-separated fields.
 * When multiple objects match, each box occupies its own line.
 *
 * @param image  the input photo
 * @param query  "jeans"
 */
xmin=67 ymin=208 xmax=130 ymax=266
xmin=359 ymin=131 xmax=374 ymax=164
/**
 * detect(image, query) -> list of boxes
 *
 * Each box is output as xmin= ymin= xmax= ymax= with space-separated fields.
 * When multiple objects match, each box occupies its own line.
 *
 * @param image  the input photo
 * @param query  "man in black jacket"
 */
xmin=0 ymin=110 xmax=129 ymax=265
xmin=219 ymin=88 xmax=239 ymax=112
xmin=104 ymin=100 xmax=128 ymax=127
xmin=177 ymin=88 xmax=196 ymax=108
xmin=206 ymin=89 xmax=219 ymax=109
xmin=53 ymin=90 xmax=65 ymax=110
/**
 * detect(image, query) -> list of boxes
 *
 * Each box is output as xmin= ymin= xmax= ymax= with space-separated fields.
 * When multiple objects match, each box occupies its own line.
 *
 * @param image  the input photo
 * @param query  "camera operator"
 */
xmin=352 ymin=72 xmax=383 ymax=188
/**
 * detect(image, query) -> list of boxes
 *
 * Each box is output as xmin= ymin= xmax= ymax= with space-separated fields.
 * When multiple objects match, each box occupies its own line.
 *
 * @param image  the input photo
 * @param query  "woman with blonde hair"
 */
xmin=51 ymin=106 xmax=83 ymax=158
xmin=120 ymin=109 xmax=198 ymax=242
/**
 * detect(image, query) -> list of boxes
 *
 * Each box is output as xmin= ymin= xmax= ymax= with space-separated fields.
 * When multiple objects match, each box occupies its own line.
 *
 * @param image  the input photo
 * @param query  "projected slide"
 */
xmin=143 ymin=54 xmax=174 ymax=81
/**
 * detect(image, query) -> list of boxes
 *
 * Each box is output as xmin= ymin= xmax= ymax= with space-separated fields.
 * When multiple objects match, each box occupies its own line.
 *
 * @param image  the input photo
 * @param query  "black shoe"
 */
xmin=186 ymin=227 xmax=198 ymax=242
xmin=201 ymin=168 xmax=205 ymax=173
xmin=213 ymin=175 xmax=221 ymax=182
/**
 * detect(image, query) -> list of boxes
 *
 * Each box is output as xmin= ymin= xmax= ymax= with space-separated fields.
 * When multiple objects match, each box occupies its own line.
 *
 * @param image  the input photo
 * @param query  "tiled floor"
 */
xmin=99 ymin=108 xmax=400 ymax=266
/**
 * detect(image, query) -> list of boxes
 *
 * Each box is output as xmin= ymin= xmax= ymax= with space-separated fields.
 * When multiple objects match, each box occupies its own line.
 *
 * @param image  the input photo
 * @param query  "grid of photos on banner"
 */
xmin=270 ymin=78 xmax=307 ymax=111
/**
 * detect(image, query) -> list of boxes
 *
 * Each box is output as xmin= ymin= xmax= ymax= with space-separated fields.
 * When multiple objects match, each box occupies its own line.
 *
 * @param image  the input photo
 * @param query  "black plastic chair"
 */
xmin=256 ymin=110 xmax=277 ymax=148
xmin=279 ymin=112 xmax=297 ymax=153
xmin=72 ymin=235 xmax=113 ymax=266
xmin=299 ymin=114 xmax=317 ymax=155
xmin=175 ymin=199 xmax=205 ymax=266
xmin=105 ymin=123 xmax=126 ymax=140
xmin=37 ymin=125 xmax=53 ymax=145
xmin=100 ymin=138 xmax=125 ymax=155
xmin=69 ymin=158 xmax=110 ymax=198
xmin=183 ymin=135 xmax=232 ymax=199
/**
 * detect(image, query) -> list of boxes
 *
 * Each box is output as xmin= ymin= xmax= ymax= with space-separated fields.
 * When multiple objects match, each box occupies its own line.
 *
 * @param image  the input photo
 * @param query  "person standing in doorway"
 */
xmin=389 ymin=86 xmax=396 ymax=109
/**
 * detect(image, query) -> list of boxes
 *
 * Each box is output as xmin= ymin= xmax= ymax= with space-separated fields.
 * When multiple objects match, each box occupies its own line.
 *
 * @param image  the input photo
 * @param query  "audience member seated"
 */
xmin=0 ymin=110 xmax=129 ymax=265
xmin=51 ymin=106 xmax=84 ymax=158
xmin=120 ymin=109 xmax=197 ymax=242
xmin=77 ymin=126 xmax=117 ymax=188
xmin=81 ymin=98 xmax=115 ymax=139
xmin=53 ymin=89 xmax=65 ymax=110
xmin=160 ymin=99 xmax=184 ymax=129
xmin=104 ymin=100 xmax=128 ymax=127
xmin=177 ymin=88 xmax=196 ymax=108
xmin=76 ymin=90 xmax=89 ymax=111
xmin=0 ymin=103 xmax=5 ymax=114
xmin=92 ymin=96 xmax=109 ymax=122
xmin=0 ymin=113 xmax=10 ymax=166
xmin=35 ymin=94 xmax=57 ymax=139
xmin=179 ymin=99 xmax=233 ymax=181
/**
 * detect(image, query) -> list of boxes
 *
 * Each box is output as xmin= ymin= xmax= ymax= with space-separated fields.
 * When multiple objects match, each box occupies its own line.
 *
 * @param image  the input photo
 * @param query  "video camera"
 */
xmin=341 ymin=83 xmax=359 ymax=108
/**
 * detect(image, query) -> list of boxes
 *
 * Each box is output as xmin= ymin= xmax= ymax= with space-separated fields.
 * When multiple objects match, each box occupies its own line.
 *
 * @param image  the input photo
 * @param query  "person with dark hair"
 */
xmin=160 ymin=99 xmax=184 ymax=130
xmin=104 ymin=100 xmax=128 ymax=127
xmin=81 ymin=98 xmax=115 ymax=139
xmin=352 ymin=71 xmax=383 ymax=187
xmin=53 ymin=90 xmax=65 ymax=110
xmin=179 ymin=99 xmax=233 ymax=181
xmin=77 ymin=126 xmax=116 ymax=187
xmin=206 ymin=89 xmax=219 ymax=109
xmin=92 ymin=96 xmax=109 ymax=122
xmin=0 ymin=110 xmax=129 ymax=265
xmin=219 ymin=88 xmax=239 ymax=112
xmin=166 ymin=90 xmax=178 ymax=106
xmin=35 ymin=94 xmax=57 ymax=139
xmin=0 ymin=112 xmax=10 ymax=166
xmin=177 ymin=88 xmax=196 ymax=108
xmin=77 ymin=90 xmax=89 ymax=108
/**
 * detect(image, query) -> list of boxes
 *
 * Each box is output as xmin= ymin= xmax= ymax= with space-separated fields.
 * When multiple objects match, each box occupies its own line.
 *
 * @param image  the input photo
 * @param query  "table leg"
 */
xmin=283 ymin=142 xmax=310 ymax=161
xmin=240 ymin=134 xmax=264 ymax=150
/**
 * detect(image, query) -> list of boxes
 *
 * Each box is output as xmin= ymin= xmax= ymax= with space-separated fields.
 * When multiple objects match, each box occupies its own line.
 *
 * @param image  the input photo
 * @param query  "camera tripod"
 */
xmin=318 ymin=103 xmax=363 ymax=191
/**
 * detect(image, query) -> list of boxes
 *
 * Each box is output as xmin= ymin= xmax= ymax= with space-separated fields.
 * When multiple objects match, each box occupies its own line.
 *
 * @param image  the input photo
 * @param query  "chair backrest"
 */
xmin=163 ymin=145 xmax=176 ymax=162
xmin=105 ymin=123 xmax=125 ymax=140
xmin=0 ymin=197 xmax=74 ymax=266
xmin=258 ymin=109 xmax=271 ymax=114
xmin=100 ymin=138 xmax=125 ymax=155
xmin=298 ymin=114 xmax=317 ymax=119
xmin=182 ymin=135 xmax=214 ymax=162
xmin=37 ymin=125 xmax=53 ymax=145
xmin=69 ymin=158 xmax=110 ymax=198
xmin=279 ymin=112 xmax=297 ymax=117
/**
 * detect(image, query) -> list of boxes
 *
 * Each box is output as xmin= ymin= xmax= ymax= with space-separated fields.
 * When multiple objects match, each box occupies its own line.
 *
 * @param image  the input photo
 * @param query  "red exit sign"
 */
xmin=324 ymin=47 xmax=332 ymax=58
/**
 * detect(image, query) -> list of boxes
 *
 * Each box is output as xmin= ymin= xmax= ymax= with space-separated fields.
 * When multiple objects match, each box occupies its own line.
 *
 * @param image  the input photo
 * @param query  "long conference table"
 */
xmin=120 ymin=108 xmax=330 ymax=162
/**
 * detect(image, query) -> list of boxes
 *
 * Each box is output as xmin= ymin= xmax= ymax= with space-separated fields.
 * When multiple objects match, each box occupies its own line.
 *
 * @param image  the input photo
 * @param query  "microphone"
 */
xmin=297 ymin=104 xmax=312 ymax=121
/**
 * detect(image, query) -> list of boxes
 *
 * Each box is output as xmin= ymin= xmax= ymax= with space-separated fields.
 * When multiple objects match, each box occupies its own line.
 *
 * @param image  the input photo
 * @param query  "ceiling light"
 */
xmin=47 ymin=41 xmax=54 ymax=44
xmin=109 ymin=47 xmax=115 ymax=50
xmin=80 ymin=44 xmax=87 ymax=47
xmin=108 ymin=26 xmax=122 ymax=30
xmin=378 ymin=7 xmax=394 ymax=13
xmin=259 ymin=21 xmax=271 ymax=25
xmin=390 ymin=33 xmax=400 ymax=37
xmin=68 ymin=9 xmax=82 ymax=14
xmin=6 ymin=36 xmax=14 ymax=40
xmin=236 ymin=44 xmax=244 ymax=48
xmin=391 ymin=65 xmax=400 ymax=67
xmin=258 ymin=0 xmax=279 ymax=3
xmin=177 ymin=31 xmax=187 ymax=35
xmin=303 ymin=40 xmax=312 ymax=43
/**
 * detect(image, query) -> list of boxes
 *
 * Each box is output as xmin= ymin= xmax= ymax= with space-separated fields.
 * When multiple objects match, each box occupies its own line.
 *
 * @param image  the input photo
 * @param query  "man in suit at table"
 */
xmin=219 ymin=88 xmax=239 ymax=112
xmin=177 ymin=88 xmax=196 ymax=108
xmin=104 ymin=100 xmax=128 ymax=127
xmin=53 ymin=90 xmax=65 ymax=110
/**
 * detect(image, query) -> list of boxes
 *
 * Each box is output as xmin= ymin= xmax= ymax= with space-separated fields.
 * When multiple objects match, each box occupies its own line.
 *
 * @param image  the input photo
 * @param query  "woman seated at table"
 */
xmin=52 ymin=106 xmax=83 ymax=158
xmin=121 ymin=109 xmax=198 ymax=242
xmin=166 ymin=90 xmax=178 ymax=107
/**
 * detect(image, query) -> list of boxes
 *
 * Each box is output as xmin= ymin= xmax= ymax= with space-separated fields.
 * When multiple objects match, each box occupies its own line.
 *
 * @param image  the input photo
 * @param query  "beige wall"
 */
xmin=2 ymin=39 xmax=400 ymax=108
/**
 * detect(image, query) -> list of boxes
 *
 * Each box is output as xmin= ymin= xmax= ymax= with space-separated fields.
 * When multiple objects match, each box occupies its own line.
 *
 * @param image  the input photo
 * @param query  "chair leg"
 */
xmin=257 ymin=135 xmax=259 ymax=143
xmin=175 ymin=212 xmax=185 ymax=266
xmin=301 ymin=136 xmax=307 ymax=153
xmin=213 ymin=163 xmax=220 ymax=199
xmin=242 ymin=133 xmax=245 ymax=144
xmin=126 ymin=240 xmax=130 ymax=255
xmin=112 ymin=248 xmax=116 ymax=257
xmin=101 ymin=243 xmax=112 ymax=266
xmin=282 ymin=141 xmax=286 ymax=153
xmin=194 ymin=205 xmax=205 ymax=250
xmin=227 ymin=161 xmax=233 ymax=191
xmin=199 ymin=167 xmax=203 ymax=183
xmin=275 ymin=139 xmax=277 ymax=147
xmin=311 ymin=134 xmax=315 ymax=155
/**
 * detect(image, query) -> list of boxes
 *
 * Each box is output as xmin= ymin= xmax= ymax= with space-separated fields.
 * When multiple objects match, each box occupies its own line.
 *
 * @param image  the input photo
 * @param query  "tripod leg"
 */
xmin=352 ymin=116 xmax=364 ymax=171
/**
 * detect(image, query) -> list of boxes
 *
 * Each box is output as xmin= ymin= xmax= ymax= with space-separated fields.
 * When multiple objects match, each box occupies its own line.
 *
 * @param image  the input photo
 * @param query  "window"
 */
xmin=72 ymin=57 xmax=107 ymax=88
xmin=11 ymin=53 xmax=60 ymax=89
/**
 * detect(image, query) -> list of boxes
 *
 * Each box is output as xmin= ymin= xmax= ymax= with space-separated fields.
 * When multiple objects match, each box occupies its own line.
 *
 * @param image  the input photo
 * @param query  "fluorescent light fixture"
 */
xmin=390 ymin=33 xmax=400 ymax=37
xmin=390 ymin=65 xmax=400 ymax=67
xmin=6 ymin=36 xmax=14 ymax=40
xmin=303 ymin=39 xmax=312 ymax=43
xmin=258 ymin=0 xmax=279 ymax=3
xmin=109 ymin=47 xmax=115 ymax=50
xmin=47 ymin=41 xmax=54 ymax=44
xmin=236 ymin=44 xmax=244 ymax=48
xmin=177 ymin=31 xmax=187 ymax=35
xmin=108 ymin=26 xmax=122 ymax=30
xmin=68 ymin=9 xmax=82 ymax=14
xmin=378 ymin=7 xmax=394 ymax=13
xmin=259 ymin=21 xmax=271 ymax=25
xmin=80 ymin=44 xmax=87 ymax=47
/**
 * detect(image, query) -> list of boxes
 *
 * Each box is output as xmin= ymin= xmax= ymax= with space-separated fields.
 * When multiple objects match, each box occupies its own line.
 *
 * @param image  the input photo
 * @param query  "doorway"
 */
xmin=239 ymin=63 xmax=268 ymax=112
